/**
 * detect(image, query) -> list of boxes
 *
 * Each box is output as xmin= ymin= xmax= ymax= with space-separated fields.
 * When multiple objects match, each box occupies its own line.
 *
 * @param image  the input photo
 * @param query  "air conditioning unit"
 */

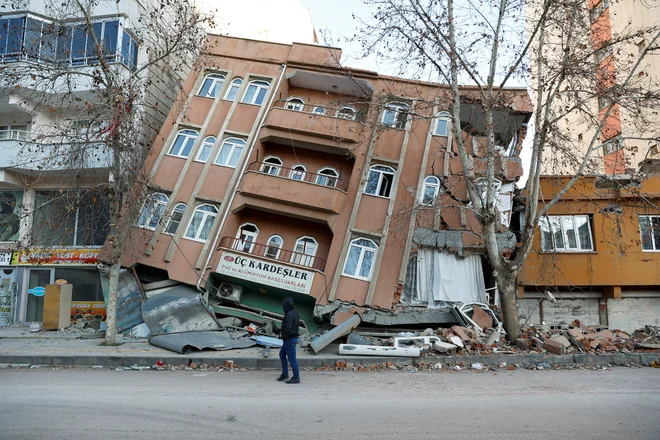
xmin=216 ymin=282 xmax=243 ymax=305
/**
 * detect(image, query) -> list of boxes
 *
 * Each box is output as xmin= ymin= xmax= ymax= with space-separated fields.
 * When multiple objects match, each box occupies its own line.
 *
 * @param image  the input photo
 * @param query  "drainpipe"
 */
xmin=196 ymin=63 xmax=288 ymax=293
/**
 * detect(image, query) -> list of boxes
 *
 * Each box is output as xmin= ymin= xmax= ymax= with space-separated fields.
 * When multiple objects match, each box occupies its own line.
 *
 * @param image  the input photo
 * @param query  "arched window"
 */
xmin=168 ymin=129 xmax=198 ymax=158
xmin=312 ymin=106 xmax=327 ymax=115
xmin=164 ymin=203 xmax=186 ymax=235
xmin=264 ymin=235 xmax=283 ymax=259
xmin=234 ymin=223 xmax=259 ymax=253
xmin=434 ymin=111 xmax=451 ymax=136
xmin=183 ymin=204 xmax=218 ymax=241
xmin=224 ymin=78 xmax=243 ymax=101
xmin=382 ymin=102 xmax=409 ymax=129
xmin=336 ymin=106 xmax=356 ymax=120
xmin=137 ymin=193 xmax=169 ymax=230
xmin=342 ymin=238 xmax=378 ymax=280
xmin=315 ymin=167 xmax=339 ymax=188
xmin=285 ymin=97 xmax=305 ymax=111
xmin=198 ymin=73 xmax=225 ymax=98
xmin=288 ymin=164 xmax=306 ymax=181
xmin=214 ymin=137 xmax=246 ymax=168
xmin=261 ymin=156 xmax=282 ymax=176
xmin=365 ymin=165 xmax=395 ymax=198
xmin=242 ymin=80 xmax=270 ymax=105
xmin=291 ymin=236 xmax=318 ymax=267
xmin=196 ymin=136 xmax=216 ymax=162
xmin=422 ymin=175 xmax=441 ymax=205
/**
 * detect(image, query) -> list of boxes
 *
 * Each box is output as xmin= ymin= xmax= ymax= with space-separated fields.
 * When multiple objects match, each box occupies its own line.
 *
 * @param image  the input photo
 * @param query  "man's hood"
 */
xmin=282 ymin=297 xmax=294 ymax=312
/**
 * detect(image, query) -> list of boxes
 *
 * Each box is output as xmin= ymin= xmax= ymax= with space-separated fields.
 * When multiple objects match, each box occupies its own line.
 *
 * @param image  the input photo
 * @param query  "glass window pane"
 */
xmin=216 ymin=143 xmax=231 ymax=165
xmin=180 ymin=137 xmax=195 ymax=157
xmin=130 ymin=39 xmax=137 ymax=68
xmin=243 ymin=85 xmax=256 ymax=103
xmin=121 ymin=31 xmax=130 ymax=64
xmin=0 ymin=19 xmax=9 ymax=56
xmin=255 ymin=87 xmax=267 ymax=105
xmin=359 ymin=249 xmax=374 ymax=278
xmin=7 ymin=17 xmax=25 ymax=59
xmin=103 ymin=20 xmax=119 ymax=56
xmin=379 ymin=173 xmax=393 ymax=197
xmin=148 ymin=202 xmax=165 ymax=229
xmin=56 ymin=26 xmax=71 ymax=61
xmin=24 ymin=18 xmax=42 ymax=60
xmin=32 ymin=191 xmax=76 ymax=246
xmin=365 ymin=170 xmax=379 ymax=194
xmin=652 ymin=217 xmax=660 ymax=250
xmin=550 ymin=217 xmax=564 ymax=249
xmin=76 ymin=190 xmax=109 ymax=246
xmin=575 ymin=216 xmax=592 ymax=250
xmin=169 ymin=134 xmax=185 ymax=155
xmin=185 ymin=212 xmax=202 ymax=238
xmin=539 ymin=218 xmax=554 ymax=251
xmin=87 ymin=22 xmax=103 ymax=60
xmin=199 ymin=215 xmax=215 ymax=240
xmin=382 ymin=110 xmax=395 ymax=126
xmin=71 ymin=25 xmax=86 ymax=64
xmin=40 ymin=22 xmax=58 ymax=60
xmin=228 ymin=145 xmax=243 ymax=167
xmin=198 ymin=144 xmax=211 ymax=162
xmin=0 ymin=191 xmax=23 ymax=241
xmin=423 ymin=185 xmax=436 ymax=204
xmin=562 ymin=217 xmax=578 ymax=249
xmin=640 ymin=216 xmax=652 ymax=250
xmin=435 ymin=119 xmax=448 ymax=136
xmin=343 ymin=245 xmax=361 ymax=276
xmin=199 ymin=78 xmax=213 ymax=96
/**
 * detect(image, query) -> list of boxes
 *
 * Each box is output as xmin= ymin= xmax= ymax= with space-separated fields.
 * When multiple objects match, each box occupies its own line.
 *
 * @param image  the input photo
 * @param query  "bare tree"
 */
xmin=349 ymin=0 xmax=660 ymax=340
xmin=0 ymin=0 xmax=211 ymax=343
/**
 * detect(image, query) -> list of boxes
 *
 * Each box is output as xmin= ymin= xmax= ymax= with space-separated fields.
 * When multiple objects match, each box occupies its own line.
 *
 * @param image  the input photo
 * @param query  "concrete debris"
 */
xmin=339 ymin=344 xmax=421 ymax=357
xmin=471 ymin=363 xmax=483 ymax=371
xmin=433 ymin=341 xmax=458 ymax=353
xmin=310 ymin=314 xmax=361 ymax=354
xmin=449 ymin=336 xmax=464 ymax=348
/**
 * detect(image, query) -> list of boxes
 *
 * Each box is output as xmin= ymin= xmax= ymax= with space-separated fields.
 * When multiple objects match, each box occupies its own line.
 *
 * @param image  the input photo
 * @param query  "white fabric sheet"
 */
xmin=416 ymin=249 xmax=486 ymax=305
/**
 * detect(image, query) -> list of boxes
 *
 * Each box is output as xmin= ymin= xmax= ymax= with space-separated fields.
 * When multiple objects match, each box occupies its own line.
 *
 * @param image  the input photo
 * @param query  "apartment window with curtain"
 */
xmin=639 ymin=215 xmax=660 ymax=251
xmin=538 ymin=215 xmax=594 ymax=252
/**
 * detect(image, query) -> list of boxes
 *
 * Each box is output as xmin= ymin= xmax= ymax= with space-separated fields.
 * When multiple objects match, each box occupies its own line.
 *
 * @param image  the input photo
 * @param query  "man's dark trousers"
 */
xmin=279 ymin=337 xmax=300 ymax=379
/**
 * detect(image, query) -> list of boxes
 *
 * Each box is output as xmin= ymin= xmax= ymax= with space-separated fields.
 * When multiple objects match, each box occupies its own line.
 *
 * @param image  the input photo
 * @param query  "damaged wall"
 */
xmin=607 ymin=297 xmax=660 ymax=332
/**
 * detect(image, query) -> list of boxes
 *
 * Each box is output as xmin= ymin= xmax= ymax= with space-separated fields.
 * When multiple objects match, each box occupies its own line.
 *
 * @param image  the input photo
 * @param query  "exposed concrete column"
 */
xmin=19 ymin=188 xmax=35 ymax=248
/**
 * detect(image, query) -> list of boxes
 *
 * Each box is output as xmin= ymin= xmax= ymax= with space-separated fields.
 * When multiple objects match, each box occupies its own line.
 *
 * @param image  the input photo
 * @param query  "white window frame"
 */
xmin=364 ymin=165 xmax=396 ymax=198
xmin=312 ymin=106 xmax=327 ymax=115
xmin=137 ymin=192 xmax=169 ymax=231
xmin=381 ymin=101 xmax=409 ymax=129
xmin=539 ymin=215 xmax=594 ymax=252
xmin=164 ymin=202 xmax=186 ymax=235
xmin=342 ymin=237 xmax=378 ymax=281
xmin=476 ymin=178 xmax=502 ymax=206
xmin=433 ymin=112 xmax=451 ymax=137
xmin=224 ymin=77 xmax=243 ymax=101
xmin=639 ymin=215 xmax=660 ymax=252
xmin=336 ymin=106 xmax=357 ymax=120
xmin=183 ymin=204 xmax=218 ymax=242
xmin=214 ymin=137 xmax=246 ymax=168
xmin=421 ymin=175 xmax=441 ymax=205
xmin=285 ymin=97 xmax=305 ymax=111
xmin=242 ymin=79 xmax=271 ymax=106
xmin=288 ymin=164 xmax=306 ymax=181
xmin=197 ymin=73 xmax=225 ymax=98
xmin=261 ymin=156 xmax=282 ymax=176
xmin=0 ymin=124 xmax=29 ymax=141
xmin=264 ymin=234 xmax=284 ymax=259
xmin=290 ymin=236 xmax=318 ymax=268
xmin=168 ymin=129 xmax=199 ymax=159
xmin=234 ymin=223 xmax=259 ymax=253
xmin=195 ymin=136 xmax=216 ymax=162
xmin=315 ymin=167 xmax=339 ymax=188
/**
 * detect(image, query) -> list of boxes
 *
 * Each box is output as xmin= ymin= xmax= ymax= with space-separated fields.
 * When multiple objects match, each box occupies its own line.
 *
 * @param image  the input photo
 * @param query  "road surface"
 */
xmin=0 ymin=367 xmax=659 ymax=439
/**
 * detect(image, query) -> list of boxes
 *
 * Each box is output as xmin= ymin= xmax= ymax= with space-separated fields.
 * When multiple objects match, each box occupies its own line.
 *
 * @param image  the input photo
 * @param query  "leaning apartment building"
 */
xmin=120 ymin=35 xmax=532 ymax=327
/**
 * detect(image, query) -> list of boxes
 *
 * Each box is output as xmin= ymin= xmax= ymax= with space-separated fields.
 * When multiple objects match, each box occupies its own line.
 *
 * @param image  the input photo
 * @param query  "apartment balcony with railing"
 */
xmin=219 ymin=236 xmax=326 ymax=272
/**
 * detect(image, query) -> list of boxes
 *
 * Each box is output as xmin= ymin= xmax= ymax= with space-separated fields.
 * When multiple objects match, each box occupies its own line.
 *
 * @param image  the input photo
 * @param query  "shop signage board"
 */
xmin=71 ymin=301 xmax=106 ymax=322
xmin=217 ymin=251 xmax=314 ymax=295
xmin=12 ymin=249 xmax=100 ymax=265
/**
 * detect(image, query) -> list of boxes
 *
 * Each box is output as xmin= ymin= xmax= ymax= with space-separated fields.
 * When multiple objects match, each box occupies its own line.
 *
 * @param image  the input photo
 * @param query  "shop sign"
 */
xmin=217 ymin=251 xmax=314 ymax=295
xmin=71 ymin=301 xmax=106 ymax=322
xmin=12 ymin=249 xmax=100 ymax=265
xmin=0 ymin=251 xmax=12 ymax=265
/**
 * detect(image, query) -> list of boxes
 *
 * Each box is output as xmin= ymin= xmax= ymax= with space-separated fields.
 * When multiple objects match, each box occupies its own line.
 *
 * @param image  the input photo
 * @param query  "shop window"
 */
xmin=198 ymin=73 xmax=225 ymax=98
xmin=234 ymin=223 xmax=259 ymax=253
xmin=214 ymin=137 xmax=246 ymax=168
xmin=196 ymin=136 xmax=216 ymax=162
xmin=224 ymin=78 xmax=243 ymax=101
xmin=539 ymin=215 xmax=594 ymax=252
xmin=242 ymin=80 xmax=270 ymax=105
xmin=315 ymin=167 xmax=339 ymax=187
xmin=264 ymin=235 xmax=283 ymax=259
xmin=168 ymin=129 xmax=199 ymax=158
xmin=422 ymin=175 xmax=441 ymax=205
xmin=285 ymin=97 xmax=305 ymax=111
xmin=137 ymin=193 xmax=169 ymax=231
xmin=291 ymin=236 xmax=318 ymax=268
xmin=183 ymin=204 xmax=218 ymax=242
xmin=434 ymin=112 xmax=451 ymax=136
xmin=261 ymin=156 xmax=282 ymax=176
xmin=365 ymin=165 xmax=395 ymax=198
xmin=164 ymin=203 xmax=186 ymax=235
xmin=289 ymin=165 xmax=306 ymax=181
xmin=336 ymin=106 xmax=356 ymax=120
xmin=382 ymin=102 xmax=409 ymax=129
xmin=55 ymin=268 xmax=104 ymax=302
xmin=0 ymin=191 xmax=23 ymax=241
xmin=342 ymin=238 xmax=378 ymax=280
xmin=639 ymin=215 xmax=660 ymax=251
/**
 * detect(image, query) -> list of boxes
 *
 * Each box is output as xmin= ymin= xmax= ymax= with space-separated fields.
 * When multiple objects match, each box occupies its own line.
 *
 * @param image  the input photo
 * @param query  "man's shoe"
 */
xmin=277 ymin=375 xmax=289 ymax=381
xmin=286 ymin=378 xmax=300 ymax=384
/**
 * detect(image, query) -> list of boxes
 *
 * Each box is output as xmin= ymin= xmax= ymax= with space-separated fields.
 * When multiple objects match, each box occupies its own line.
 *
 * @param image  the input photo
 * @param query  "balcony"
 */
xmin=237 ymin=162 xmax=348 ymax=217
xmin=219 ymin=236 xmax=326 ymax=272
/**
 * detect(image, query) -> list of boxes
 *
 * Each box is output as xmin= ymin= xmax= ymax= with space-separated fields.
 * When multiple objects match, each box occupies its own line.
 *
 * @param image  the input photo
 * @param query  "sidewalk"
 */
xmin=1 ymin=327 xmax=658 ymax=369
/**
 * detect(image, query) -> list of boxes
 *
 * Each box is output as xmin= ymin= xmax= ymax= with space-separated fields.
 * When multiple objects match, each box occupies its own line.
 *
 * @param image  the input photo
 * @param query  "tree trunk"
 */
xmin=497 ymin=276 xmax=520 ymax=341
xmin=104 ymin=261 xmax=121 ymax=344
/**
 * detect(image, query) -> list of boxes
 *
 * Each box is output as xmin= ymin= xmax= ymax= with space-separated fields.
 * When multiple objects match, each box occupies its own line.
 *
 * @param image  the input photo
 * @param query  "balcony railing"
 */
xmin=273 ymin=100 xmax=366 ymax=122
xmin=219 ymin=236 xmax=326 ymax=272
xmin=246 ymin=161 xmax=349 ymax=192
xmin=0 ymin=129 xmax=29 ymax=141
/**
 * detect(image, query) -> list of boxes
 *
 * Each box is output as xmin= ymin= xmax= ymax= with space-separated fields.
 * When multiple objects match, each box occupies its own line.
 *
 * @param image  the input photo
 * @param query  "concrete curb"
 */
xmin=1 ymin=352 xmax=657 ymax=369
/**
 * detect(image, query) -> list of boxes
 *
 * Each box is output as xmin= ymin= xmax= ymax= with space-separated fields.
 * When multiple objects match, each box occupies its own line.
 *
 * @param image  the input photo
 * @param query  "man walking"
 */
xmin=278 ymin=297 xmax=300 ymax=384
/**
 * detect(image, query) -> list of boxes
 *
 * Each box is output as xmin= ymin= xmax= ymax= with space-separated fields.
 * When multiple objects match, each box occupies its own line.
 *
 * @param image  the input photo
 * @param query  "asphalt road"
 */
xmin=0 ymin=367 xmax=659 ymax=440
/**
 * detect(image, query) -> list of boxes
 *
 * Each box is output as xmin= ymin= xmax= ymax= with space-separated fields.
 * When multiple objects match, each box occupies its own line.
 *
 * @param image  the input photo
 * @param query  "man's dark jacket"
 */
xmin=280 ymin=297 xmax=299 ymax=340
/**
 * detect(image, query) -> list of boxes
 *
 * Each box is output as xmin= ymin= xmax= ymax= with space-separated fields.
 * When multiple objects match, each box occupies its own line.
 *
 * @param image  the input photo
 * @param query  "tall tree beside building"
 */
xmin=351 ymin=0 xmax=660 ymax=339
xmin=0 ymin=0 xmax=211 ymax=343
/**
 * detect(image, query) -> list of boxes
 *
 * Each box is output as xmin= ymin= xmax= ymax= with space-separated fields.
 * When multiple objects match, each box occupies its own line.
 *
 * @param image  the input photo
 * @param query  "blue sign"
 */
xmin=28 ymin=286 xmax=45 ymax=297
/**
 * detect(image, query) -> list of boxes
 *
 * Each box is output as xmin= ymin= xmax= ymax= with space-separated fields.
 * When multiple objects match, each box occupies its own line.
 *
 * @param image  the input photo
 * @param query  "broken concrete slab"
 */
xmin=433 ymin=341 xmax=458 ymax=353
xmin=310 ymin=314 xmax=361 ymax=354
xmin=449 ymin=336 xmax=464 ymax=348
xmin=543 ymin=339 xmax=565 ymax=355
xmin=149 ymin=330 xmax=256 ymax=354
xmin=550 ymin=335 xmax=572 ymax=349
xmin=569 ymin=328 xmax=584 ymax=340
xmin=347 ymin=333 xmax=371 ymax=346
xmin=472 ymin=306 xmax=493 ymax=330
xmin=451 ymin=326 xmax=470 ymax=341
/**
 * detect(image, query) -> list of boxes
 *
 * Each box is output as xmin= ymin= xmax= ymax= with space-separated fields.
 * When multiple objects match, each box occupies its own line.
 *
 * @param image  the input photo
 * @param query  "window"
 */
xmin=184 ymin=204 xmax=218 ymax=242
xmin=604 ymin=136 xmax=624 ymax=155
xmin=164 ymin=203 xmax=186 ymax=235
xmin=120 ymin=30 xmax=139 ymax=70
xmin=242 ymin=80 xmax=270 ymax=105
xmin=261 ymin=156 xmax=282 ymax=176
xmin=264 ymin=235 xmax=283 ymax=259
xmin=476 ymin=178 xmax=502 ymax=205
xmin=422 ymin=176 xmax=441 ymax=205
xmin=590 ymin=0 xmax=609 ymax=22
xmin=639 ymin=215 xmax=660 ymax=251
xmin=0 ymin=124 xmax=28 ymax=140
xmin=291 ymin=236 xmax=318 ymax=267
xmin=285 ymin=97 xmax=305 ymax=111
xmin=224 ymin=78 xmax=243 ymax=101
xmin=315 ymin=167 xmax=339 ymax=188
xmin=234 ymin=223 xmax=259 ymax=253
xmin=312 ymin=106 xmax=327 ymax=115
xmin=214 ymin=137 xmax=246 ymax=167
xmin=0 ymin=191 xmax=23 ymax=241
xmin=365 ymin=165 xmax=395 ymax=198
xmin=539 ymin=215 xmax=594 ymax=252
xmin=196 ymin=136 xmax=216 ymax=162
xmin=434 ymin=112 xmax=451 ymax=136
xmin=382 ymin=102 xmax=409 ymax=129
xmin=198 ymin=74 xmax=225 ymax=98
xmin=289 ymin=165 xmax=306 ymax=181
xmin=168 ymin=129 xmax=199 ymax=158
xmin=342 ymin=238 xmax=378 ymax=280
xmin=336 ymin=106 xmax=357 ymax=120
xmin=137 ymin=193 xmax=169 ymax=230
